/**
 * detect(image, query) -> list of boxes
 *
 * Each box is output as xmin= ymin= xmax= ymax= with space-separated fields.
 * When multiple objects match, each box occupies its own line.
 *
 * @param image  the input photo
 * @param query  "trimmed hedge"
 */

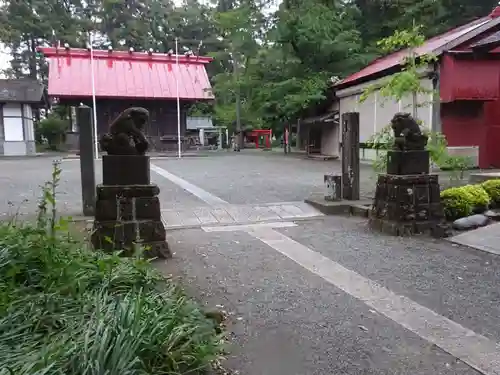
xmin=440 ymin=184 xmax=491 ymax=220
xmin=482 ymin=179 xmax=500 ymax=207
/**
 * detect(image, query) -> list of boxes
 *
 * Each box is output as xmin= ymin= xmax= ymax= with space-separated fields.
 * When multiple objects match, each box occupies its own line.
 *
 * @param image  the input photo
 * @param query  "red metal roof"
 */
xmin=336 ymin=12 xmax=500 ymax=89
xmin=38 ymin=47 xmax=214 ymax=100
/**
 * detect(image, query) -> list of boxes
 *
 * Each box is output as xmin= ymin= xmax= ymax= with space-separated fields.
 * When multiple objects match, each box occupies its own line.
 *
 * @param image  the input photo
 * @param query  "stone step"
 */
xmin=161 ymin=201 xmax=323 ymax=229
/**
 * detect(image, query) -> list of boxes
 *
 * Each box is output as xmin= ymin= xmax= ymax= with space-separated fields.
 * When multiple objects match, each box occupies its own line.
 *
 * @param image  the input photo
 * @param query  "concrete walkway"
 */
xmin=449 ymin=222 xmax=500 ymax=255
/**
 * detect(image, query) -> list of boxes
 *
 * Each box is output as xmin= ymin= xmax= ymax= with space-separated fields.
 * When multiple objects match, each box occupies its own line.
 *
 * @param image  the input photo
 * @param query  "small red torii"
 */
xmin=246 ymin=129 xmax=272 ymax=149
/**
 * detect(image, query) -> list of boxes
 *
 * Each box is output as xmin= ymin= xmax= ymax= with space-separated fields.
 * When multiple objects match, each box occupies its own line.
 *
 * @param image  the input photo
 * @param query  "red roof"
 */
xmin=336 ymin=10 xmax=500 ymax=89
xmin=38 ymin=47 xmax=214 ymax=100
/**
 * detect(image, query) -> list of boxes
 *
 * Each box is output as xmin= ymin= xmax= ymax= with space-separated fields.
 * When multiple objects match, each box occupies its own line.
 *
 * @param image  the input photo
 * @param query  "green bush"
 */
xmin=36 ymin=115 xmax=68 ymax=150
xmin=460 ymin=185 xmax=490 ymax=212
xmin=440 ymin=187 xmax=473 ymax=220
xmin=440 ymin=184 xmax=491 ymax=220
xmin=482 ymin=179 xmax=500 ymax=207
xmin=0 ymin=162 xmax=224 ymax=374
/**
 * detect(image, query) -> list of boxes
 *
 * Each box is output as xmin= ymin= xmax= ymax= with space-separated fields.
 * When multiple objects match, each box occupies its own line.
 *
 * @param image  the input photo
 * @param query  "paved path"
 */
xmin=162 ymin=202 xmax=323 ymax=229
xmin=449 ymin=223 xmax=500 ymax=256
xmin=2 ymin=153 xmax=500 ymax=375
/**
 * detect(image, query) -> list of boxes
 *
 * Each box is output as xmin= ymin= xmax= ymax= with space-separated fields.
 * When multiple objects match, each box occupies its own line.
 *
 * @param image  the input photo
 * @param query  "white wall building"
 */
xmin=0 ymin=79 xmax=47 ymax=156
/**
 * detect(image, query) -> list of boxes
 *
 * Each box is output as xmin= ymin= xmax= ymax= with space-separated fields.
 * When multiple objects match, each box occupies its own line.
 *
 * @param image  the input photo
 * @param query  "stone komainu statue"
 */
xmin=390 ymin=112 xmax=428 ymax=151
xmin=100 ymin=107 xmax=150 ymax=155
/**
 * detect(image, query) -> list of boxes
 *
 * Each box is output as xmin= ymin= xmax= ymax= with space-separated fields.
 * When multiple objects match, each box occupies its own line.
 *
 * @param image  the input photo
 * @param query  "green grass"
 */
xmin=0 ymin=222 xmax=224 ymax=374
xmin=0 ymin=162 xmax=224 ymax=374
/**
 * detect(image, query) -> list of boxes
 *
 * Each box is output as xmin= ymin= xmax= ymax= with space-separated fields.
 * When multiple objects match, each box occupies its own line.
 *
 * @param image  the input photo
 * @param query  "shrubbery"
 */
xmin=441 ymin=182 xmax=496 ymax=220
xmin=440 ymin=187 xmax=473 ymax=220
xmin=0 ymin=161 xmax=224 ymax=374
xmin=36 ymin=115 xmax=68 ymax=150
xmin=482 ymin=179 xmax=500 ymax=207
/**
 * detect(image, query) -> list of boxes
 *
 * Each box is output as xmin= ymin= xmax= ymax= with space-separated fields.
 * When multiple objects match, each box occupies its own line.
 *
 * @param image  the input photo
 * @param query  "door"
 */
xmin=308 ymin=125 xmax=322 ymax=154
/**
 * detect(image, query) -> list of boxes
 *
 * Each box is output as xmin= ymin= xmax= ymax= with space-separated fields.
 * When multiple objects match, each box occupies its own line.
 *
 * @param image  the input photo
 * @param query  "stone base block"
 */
xmin=387 ymin=150 xmax=429 ymax=175
xmin=96 ymin=184 xmax=160 ymax=200
xmin=102 ymin=155 xmax=151 ymax=185
xmin=91 ymin=219 xmax=170 ymax=258
xmin=96 ymin=196 xmax=161 ymax=221
xmin=92 ymin=183 xmax=170 ymax=259
xmin=369 ymin=173 xmax=447 ymax=237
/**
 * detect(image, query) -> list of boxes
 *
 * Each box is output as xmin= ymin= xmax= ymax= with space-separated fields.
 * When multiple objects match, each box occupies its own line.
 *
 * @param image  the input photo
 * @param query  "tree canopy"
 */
xmin=0 ymin=0 xmax=496 ymax=133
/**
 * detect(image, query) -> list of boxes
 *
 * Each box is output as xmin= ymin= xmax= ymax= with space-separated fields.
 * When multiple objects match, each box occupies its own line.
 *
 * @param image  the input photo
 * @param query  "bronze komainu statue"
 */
xmin=390 ymin=112 xmax=428 ymax=151
xmin=100 ymin=107 xmax=150 ymax=155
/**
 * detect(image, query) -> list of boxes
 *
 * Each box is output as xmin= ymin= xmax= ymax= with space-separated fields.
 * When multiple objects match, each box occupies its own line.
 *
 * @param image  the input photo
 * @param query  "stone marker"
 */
xmin=91 ymin=107 xmax=171 ymax=258
xmin=341 ymin=112 xmax=360 ymax=200
xmin=324 ymin=174 xmax=341 ymax=201
xmin=76 ymin=105 xmax=96 ymax=216
xmin=369 ymin=113 xmax=447 ymax=237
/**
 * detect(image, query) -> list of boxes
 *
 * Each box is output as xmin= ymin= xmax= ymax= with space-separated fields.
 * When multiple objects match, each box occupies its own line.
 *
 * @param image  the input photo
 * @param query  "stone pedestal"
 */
xmin=91 ymin=155 xmax=170 ymax=258
xmin=386 ymin=150 xmax=430 ymax=175
xmin=369 ymin=174 xmax=447 ymax=236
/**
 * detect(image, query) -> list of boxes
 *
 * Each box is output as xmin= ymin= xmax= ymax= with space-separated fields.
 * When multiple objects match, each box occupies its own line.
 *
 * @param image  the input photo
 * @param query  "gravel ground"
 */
xmin=158 ymin=224 xmax=481 ymax=375
xmin=1 ymin=152 xmax=494 ymax=375
xmin=152 ymin=152 xmax=378 ymax=204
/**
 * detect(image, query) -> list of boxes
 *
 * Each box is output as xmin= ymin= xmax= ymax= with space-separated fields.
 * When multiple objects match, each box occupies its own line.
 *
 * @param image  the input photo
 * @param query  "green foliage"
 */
xmin=482 ymin=179 xmax=500 ymax=207
xmin=37 ymin=114 xmax=68 ymax=150
xmin=461 ymin=185 xmax=490 ymax=211
xmin=440 ymin=187 xmax=473 ymax=220
xmin=1 ymin=0 xmax=496 ymax=131
xmin=0 ymin=161 xmax=224 ymax=374
xmin=359 ymin=24 xmax=436 ymax=108
xmin=361 ymin=25 xmax=474 ymax=178
xmin=440 ymin=185 xmax=490 ymax=220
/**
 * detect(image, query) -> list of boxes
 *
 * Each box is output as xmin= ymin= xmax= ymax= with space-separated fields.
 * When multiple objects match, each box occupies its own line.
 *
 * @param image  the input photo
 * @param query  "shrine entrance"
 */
xmin=246 ymin=129 xmax=272 ymax=149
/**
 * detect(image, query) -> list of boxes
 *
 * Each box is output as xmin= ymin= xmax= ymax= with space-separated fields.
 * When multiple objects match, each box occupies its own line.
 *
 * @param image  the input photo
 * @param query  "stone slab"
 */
xmin=161 ymin=202 xmax=324 ymax=229
xmin=469 ymin=172 xmax=500 ymax=184
xmin=95 ymin=196 xmax=161 ymax=221
xmin=304 ymin=194 xmax=372 ymax=217
xmin=102 ymin=155 xmax=151 ymax=185
xmin=448 ymin=222 xmax=500 ymax=255
xmin=96 ymin=184 xmax=160 ymax=199
xmin=386 ymin=150 xmax=430 ymax=175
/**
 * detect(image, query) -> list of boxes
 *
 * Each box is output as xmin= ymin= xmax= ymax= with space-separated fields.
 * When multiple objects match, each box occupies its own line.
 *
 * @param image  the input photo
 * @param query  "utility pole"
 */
xmin=232 ymin=49 xmax=243 ymax=150
xmin=411 ymin=19 xmax=418 ymax=119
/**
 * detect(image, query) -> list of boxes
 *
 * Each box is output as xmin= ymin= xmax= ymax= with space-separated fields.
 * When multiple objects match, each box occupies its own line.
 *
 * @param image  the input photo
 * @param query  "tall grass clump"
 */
xmin=0 ymin=161 xmax=224 ymax=374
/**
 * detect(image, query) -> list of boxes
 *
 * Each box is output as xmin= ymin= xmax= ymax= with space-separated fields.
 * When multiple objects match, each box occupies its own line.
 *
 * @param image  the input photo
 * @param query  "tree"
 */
xmin=354 ymin=0 xmax=497 ymax=61
xmin=360 ymin=24 xmax=436 ymax=118
xmin=360 ymin=25 xmax=472 ymax=177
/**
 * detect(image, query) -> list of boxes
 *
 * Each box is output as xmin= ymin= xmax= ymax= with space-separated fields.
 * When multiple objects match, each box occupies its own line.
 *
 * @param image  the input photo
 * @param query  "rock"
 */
xmin=452 ymin=214 xmax=490 ymax=230
xmin=484 ymin=210 xmax=500 ymax=221
xmin=431 ymin=223 xmax=452 ymax=238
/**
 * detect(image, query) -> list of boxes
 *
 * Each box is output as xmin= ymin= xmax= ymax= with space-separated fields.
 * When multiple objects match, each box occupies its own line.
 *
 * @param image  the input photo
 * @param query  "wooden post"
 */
xmin=341 ymin=112 xmax=360 ymax=200
xmin=296 ymin=119 xmax=301 ymax=151
xmin=77 ymin=105 xmax=96 ymax=216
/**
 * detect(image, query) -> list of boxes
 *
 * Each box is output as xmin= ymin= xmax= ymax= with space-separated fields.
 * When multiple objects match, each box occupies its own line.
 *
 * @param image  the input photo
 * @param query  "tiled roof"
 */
xmin=471 ymin=30 xmax=500 ymax=48
xmin=0 ymin=79 xmax=45 ymax=103
xmin=336 ymin=10 xmax=500 ymax=89
xmin=38 ymin=47 xmax=214 ymax=100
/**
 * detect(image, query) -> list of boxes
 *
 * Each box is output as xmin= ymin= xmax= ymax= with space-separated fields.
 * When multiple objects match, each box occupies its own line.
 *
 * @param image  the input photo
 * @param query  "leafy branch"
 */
xmin=360 ymin=24 xmax=472 ymax=180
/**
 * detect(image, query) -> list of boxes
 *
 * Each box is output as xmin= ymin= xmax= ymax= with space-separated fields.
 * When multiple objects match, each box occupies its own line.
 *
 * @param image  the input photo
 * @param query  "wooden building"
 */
xmin=0 ymin=79 xmax=47 ymax=156
xmin=38 ymin=47 xmax=213 ymax=152
xmin=308 ymin=6 xmax=500 ymax=168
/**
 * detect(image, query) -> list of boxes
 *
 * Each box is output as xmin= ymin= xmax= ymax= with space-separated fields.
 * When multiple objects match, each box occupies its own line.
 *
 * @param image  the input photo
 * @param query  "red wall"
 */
xmin=440 ymin=54 xmax=500 ymax=102
xmin=440 ymin=53 xmax=500 ymax=168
